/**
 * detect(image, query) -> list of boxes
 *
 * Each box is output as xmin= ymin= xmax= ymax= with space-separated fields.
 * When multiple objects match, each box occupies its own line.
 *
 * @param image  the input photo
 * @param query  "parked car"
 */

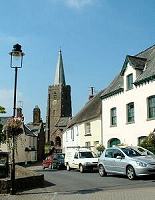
xmin=42 ymin=153 xmax=65 ymax=169
xmin=131 ymin=146 xmax=154 ymax=156
xmin=53 ymin=153 xmax=65 ymax=169
xmin=42 ymin=155 xmax=53 ymax=169
xmin=98 ymin=146 xmax=155 ymax=180
xmin=65 ymin=147 xmax=98 ymax=173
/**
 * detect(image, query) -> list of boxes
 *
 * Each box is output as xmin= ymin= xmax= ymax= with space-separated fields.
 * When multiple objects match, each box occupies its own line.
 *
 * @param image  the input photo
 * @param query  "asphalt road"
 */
xmin=21 ymin=167 xmax=155 ymax=195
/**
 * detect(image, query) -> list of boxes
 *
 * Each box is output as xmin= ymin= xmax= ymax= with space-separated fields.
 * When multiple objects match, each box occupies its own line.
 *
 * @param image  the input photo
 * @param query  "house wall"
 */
xmin=78 ymin=117 xmax=102 ymax=149
xmin=63 ymin=116 xmax=102 ymax=153
xmin=62 ymin=125 xmax=79 ymax=152
xmin=102 ymin=63 xmax=155 ymax=147
xmin=0 ymin=133 xmax=37 ymax=163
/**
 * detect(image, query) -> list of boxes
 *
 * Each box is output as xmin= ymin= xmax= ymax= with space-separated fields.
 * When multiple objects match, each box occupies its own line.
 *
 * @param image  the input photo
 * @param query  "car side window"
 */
xmin=105 ymin=149 xmax=114 ymax=158
xmin=113 ymin=149 xmax=124 ymax=158
xmin=74 ymin=153 xmax=78 ymax=159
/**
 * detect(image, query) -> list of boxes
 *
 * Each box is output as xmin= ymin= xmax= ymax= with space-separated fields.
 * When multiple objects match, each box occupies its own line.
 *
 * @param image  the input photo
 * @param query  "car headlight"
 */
xmin=136 ymin=161 xmax=147 ymax=167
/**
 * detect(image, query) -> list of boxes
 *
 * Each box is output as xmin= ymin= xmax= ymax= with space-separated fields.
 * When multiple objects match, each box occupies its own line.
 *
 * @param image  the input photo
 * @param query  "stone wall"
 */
xmin=0 ymin=165 xmax=44 ymax=194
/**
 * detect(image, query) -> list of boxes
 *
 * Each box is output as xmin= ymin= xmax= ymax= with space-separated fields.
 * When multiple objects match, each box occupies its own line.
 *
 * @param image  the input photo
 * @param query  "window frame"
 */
xmin=127 ymin=102 xmax=135 ymax=123
xmin=126 ymin=73 xmax=133 ymax=90
xmin=147 ymin=95 xmax=155 ymax=119
xmin=84 ymin=122 xmax=91 ymax=136
xmin=110 ymin=107 xmax=117 ymax=126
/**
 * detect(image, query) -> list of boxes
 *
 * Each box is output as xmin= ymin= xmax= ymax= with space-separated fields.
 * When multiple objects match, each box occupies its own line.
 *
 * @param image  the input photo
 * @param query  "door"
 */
xmin=113 ymin=149 xmax=126 ymax=174
xmin=104 ymin=149 xmax=116 ymax=172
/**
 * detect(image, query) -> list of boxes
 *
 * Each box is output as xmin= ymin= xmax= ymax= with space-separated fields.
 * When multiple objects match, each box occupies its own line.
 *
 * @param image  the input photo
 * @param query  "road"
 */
xmin=22 ymin=167 xmax=155 ymax=195
xmin=1 ymin=167 xmax=155 ymax=200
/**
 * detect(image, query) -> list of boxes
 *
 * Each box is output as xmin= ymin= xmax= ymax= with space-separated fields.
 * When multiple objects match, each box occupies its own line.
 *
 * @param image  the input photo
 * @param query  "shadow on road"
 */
xmin=17 ymin=180 xmax=56 ymax=194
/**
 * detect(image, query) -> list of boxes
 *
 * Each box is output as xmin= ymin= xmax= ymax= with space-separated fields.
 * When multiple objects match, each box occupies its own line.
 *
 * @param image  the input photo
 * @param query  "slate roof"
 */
xmin=68 ymin=90 xmax=104 ymax=128
xmin=55 ymin=117 xmax=70 ymax=127
xmin=101 ymin=45 xmax=155 ymax=99
xmin=26 ymin=122 xmax=42 ymax=137
xmin=0 ymin=117 xmax=11 ymax=125
xmin=54 ymin=50 xmax=66 ymax=86
xmin=134 ymin=45 xmax=155 ymax=85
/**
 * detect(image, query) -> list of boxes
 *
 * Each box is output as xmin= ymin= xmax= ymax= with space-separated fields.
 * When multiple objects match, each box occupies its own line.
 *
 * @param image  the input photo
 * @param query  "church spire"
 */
xmin=54 ymin=49 xmax=66 ymax=86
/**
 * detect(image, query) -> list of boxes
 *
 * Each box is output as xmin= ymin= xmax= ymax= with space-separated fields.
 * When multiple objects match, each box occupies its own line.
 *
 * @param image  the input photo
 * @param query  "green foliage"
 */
xmin=0 ymin=106 xmax=6 ymax=113
xmin=3 ymin=117 xmax=23 ymax=138
xmin=44 ymin=142 xmax=51 ymax=154
xmin=96 ymin=144 xmax=105 ymax=153
xmin=0 ymin=124 xmax=6 ymax=143
xmin=140 ymin=132 xmax=155 ymax=154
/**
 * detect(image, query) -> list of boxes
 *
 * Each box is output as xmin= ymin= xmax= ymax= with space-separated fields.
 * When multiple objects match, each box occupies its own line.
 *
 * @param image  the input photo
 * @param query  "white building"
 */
xmin=101 ymin=45 xmax=155 ymax=147
xmin=63 ymin=90 xmax=103 ymax=153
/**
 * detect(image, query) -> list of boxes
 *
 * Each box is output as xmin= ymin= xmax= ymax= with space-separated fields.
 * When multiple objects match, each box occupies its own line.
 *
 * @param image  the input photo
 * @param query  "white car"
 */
xmin=65 ymin=147 xmax=98 ymax=173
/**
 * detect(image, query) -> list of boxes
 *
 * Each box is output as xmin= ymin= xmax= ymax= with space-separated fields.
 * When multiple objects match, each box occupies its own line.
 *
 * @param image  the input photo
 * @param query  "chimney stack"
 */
xmin=89 ymin=87 xmax=95 ymax=100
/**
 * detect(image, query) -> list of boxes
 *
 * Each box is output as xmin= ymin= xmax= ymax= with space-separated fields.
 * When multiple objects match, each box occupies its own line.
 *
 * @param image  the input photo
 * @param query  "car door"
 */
xmin=113 ymin=149 xmax=127 ymax=174
xmin=72 ymin=152 xmax=79 ymax=169
xmin=104 ymin=149 xmax=116 ymax=172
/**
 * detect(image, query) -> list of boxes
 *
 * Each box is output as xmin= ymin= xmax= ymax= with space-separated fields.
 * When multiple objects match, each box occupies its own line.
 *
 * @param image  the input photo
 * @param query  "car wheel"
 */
xmin=66 ymin=163 xmax=70 ymax=171
xmin=99 ymin=164 xmax=107 ymax=177
xmin=126 ymin=166 xmax=136 ymax=180
xmin=79 ymin=164 xmax=84 ymax=173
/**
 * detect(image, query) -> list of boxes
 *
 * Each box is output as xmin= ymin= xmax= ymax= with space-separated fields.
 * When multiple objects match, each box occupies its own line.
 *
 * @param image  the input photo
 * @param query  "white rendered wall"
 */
xmin=102 ymin=64 xmax=155 ymax=147
xmin=63 ymin=117 xmax=102 ymax=153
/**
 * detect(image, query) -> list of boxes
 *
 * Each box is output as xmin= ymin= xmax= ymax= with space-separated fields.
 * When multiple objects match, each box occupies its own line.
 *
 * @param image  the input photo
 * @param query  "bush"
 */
xmin=96 ymin=144 xmax=105 ymax=154
xmin=140 ymin=132 xmax=155 ymax=154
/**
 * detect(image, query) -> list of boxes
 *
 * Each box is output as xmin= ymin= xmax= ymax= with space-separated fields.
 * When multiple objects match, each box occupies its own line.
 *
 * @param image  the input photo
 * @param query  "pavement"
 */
xmin=1 ymin=185 xmax=155 ymax=200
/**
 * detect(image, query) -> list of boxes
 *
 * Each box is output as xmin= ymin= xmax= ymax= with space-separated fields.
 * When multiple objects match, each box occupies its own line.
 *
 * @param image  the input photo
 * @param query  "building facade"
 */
xmin=101 ymin=45 xmax=155 ymax=147
xmin=46 ymin=50 xmax=72 ymax=152
xmin=26 ymin=105 xmax=45 ymax=161
xmin=63 ymin=90 xmax=103 ymax=154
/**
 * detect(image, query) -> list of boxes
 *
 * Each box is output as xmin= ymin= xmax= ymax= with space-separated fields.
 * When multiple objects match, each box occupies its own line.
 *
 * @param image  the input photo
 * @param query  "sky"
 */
xmin=0 ymin=0 xmax=155 ymax=123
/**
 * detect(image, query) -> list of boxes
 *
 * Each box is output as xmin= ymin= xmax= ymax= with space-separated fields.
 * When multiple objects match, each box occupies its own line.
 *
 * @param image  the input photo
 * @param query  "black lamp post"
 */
xmin=9 ymin=44 xmax=25 ymax=195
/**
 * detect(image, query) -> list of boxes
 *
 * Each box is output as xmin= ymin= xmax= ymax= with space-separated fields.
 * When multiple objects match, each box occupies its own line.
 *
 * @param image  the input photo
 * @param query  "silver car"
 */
xmin=98 ymin=146 xmax=155 ymax=180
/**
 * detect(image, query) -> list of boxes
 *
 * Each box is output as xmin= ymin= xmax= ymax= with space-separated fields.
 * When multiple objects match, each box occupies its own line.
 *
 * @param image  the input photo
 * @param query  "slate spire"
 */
xmin=54 ymin=49 xmax=66 ymax=85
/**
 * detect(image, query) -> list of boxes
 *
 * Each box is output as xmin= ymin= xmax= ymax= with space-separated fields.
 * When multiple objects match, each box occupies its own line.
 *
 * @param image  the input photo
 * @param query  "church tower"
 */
xmin=46 ymin=50 xmax=72 ymax=152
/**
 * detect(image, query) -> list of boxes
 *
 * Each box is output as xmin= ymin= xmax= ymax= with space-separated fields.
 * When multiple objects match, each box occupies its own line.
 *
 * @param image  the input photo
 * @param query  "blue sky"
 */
xmin=0 ymin=0 xmax=155 ymax=122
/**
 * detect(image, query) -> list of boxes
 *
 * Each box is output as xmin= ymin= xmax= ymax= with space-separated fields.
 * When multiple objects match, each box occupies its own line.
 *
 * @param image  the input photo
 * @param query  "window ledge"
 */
xmin=110 ymin=125 xmax=117 ymax=127
xmin=147 ymin=117 xmax=155 ymax=121
xmin=126 ymin=88 xmax=133 ymax=91
xmin=126 ymin=121 xmax=135 ymax=125
xmin=85 ymin=134 xmax=91 ymax=136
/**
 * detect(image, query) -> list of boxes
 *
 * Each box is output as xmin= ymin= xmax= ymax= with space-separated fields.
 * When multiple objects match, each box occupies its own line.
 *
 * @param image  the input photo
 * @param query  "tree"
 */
xmin=140 ymin=132 xmax=155 ymax=154
xmin=96 ymin=144 xmax=105 ymax=155
xmin=0 ymin=106 xmax=6 ymax=113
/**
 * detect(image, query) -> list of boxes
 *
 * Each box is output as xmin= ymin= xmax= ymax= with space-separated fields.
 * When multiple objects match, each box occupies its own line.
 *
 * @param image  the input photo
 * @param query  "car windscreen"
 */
xmin=57 ymin=154 xmax=65 ymax=159
xmin=121 ymin=148 xmax=141 ymax=157
xmin=79 ymin=152 xmax=94 ymax=158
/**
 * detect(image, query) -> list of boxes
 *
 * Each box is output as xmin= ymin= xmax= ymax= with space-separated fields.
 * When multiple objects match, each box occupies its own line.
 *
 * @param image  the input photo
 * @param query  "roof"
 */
xmin=120 ymin=55 xmax=146 ymax=75
xmin=54 ymin=50 xmax=66 ymax=86
xmin=101 ymin=45 xmax=155 ymax=99
xmin=55 ymin=117 xmax=70 ymax=127
xmin=134 ymin=45 xmax=155 ymax=85
xmin=0 ymin=117 xmax=11 ymax=125
xmin=26 ymin=122 xmax=42 ymax=136
xmin=68 ymin=90 xmax=104 ymax=127
xmin=101 ymin=75 xmax=124 ymax=99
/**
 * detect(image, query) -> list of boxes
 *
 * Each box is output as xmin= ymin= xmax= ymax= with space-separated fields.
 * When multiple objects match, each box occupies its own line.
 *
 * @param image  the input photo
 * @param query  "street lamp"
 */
xmin=9 ymin=44 xmax=25 ymax=195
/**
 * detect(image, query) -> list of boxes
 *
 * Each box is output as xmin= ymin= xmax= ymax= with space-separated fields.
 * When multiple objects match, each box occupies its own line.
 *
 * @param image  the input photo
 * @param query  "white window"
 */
xmin=85 ymin=141 xmax=90 ymax=147
xmin=71 ymin=128 xmax=74 ymax=141
xmin=85 ymin=122 xmax=91 ymax=135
